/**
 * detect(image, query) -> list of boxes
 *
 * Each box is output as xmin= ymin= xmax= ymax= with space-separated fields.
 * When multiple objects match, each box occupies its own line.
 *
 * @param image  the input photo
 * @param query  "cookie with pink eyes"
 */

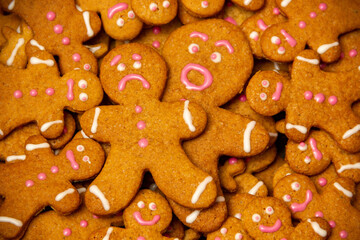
xmin=180 ymin=0 xmax=225 ymax=18
xmin=132 ymin=0 xmax=177 ymax=25
xmin=243 ymin=196 xmax=331 ymax=240
xmin=232 ymin=0 xmax=264 ymax=11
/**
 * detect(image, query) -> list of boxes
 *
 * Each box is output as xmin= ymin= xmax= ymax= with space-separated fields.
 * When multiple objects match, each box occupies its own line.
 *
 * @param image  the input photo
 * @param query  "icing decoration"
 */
xmin=191 ymin=176 xmax=213 ymax=204
xmin=342 ymin=124 xmax=360 ymax=139
xmin=277 ymin=47 xmax=285 ymax=54
xmin=272 ymin=82 xmax=283 ymax=101
xmin=281 ymin=0 xmax=292 ymax=7
xmin=262 ymin=80 xmax=270 ymax=87
xmin=201 ymin=1 xmax=208 ymax=8
xmin=40 ymin=120 xmax=63 ymax=132
xmin=318 ymin=177 xmax=327 ymax=187
xmin=6 ymin=155 xmax=26 ymax=162
xmin=29 ymin=57 xmax=54 ymax=66
xmin=216 ymin=196 xmax=225 ymax=202
xmin=252 ymin=213 xmax=261 ymax=222
xmin=333 ymin=182 xmax=353 ymax=198
xmin=78 ymin=80 xmax=88 ymax=89
xmin=296 ymin=56 xmax=319 ymax=65
xmin=133 ymin=211 xmax=160 ymax=226
xmin=53 ymin=24 xmax=63 ymax=34
xmin=66 ymin=78 xmax=74 ymax=101
xmin=186 ymin=210 xmax=200 ymax=224
xmin=265 ymin=206 xmax=274 ymax=215
xmin=46 ymin=11 xmax=56 ymax=21
xmin=317 ymin=42 xmax=339 ymax=54
xmin=7 ymin=38 xmax=24 ymax=66
xmin=66 ymin=150 xmax=79 ymax=170
xmin=211 ymin=52 xmax=221 ymax=63
xmin=46 ymin=88 xmax=55 ymax=95
xmin=299 ymin=21 xmax=306 ymax=29
xmin=30 ymin=89 xmax=38 ymax=96
xmin=315 ymin=211 xmax=323 ymax=217
xmin=291 ymin=182 xmax=300 ymax=191
xmin=13 ymin=90 xmax=22 ymax=98
xmin=8 ymin=0 xmax=15 ymax=10
xmin=153 ymin=26 xmax=161 ymax=34
xmin=63 ymin=228 xmax=71 ymax=236
xmin=244 ymin=121 xmax=256 ymax=153
xmin=138 ymin=138 xmax=148 ymax=148
xmin=149 ymin=3 xmax=158 ymax=11
xmin=271 ymin=36 xmax=281 ymax=45
xmin=25 ymin=143 xmax=50 ymax=151
xmin=118 ymin=74 xmax=150 ymax=91
xmin=328 ymin=220 xmax=336 ymax=228
xmin=163 ymin=1 xmax=170 ymax=8
xmin=234 ymin=213 xmax=241 ymax=219
xmin=25 ymin=180 xmax=34 ymax=187
xmin=224 ymin=17 xmax=237 ymax=25
xmin=273 ymin=7 xmax=280 ymax=15
xmin=51 ymin=166 xmax=59 ymax=173
xmin=215 ymin=40 xmax=234 ymax=53
xmin=304 ymin=156 xmax=311 ymax=164
xmin=307 ymin=219 xmax=327 ymax=237
xmin=188 ymin=42 xmax=199 ymax=54
xmin=339 ymin=230 xmax=348 ymax=238
xmin=55 ymin=188 xmax=75 ymax=201
xmin=117 ymin=18 xmax=125 ymax=27
xmin=133 ymin=61 xmax=141 ymax=69
xmin=82 ymin=156 xmax=90 ymax=163
xmin=259 ymin=219 xmax=282 ymax=233
xmin=181 ymin=63 xmax=213 ymax=91
xmin=286 ymin=123 xmax=307 ymax=134
xmin=137 ymin=201 xmax=145 ymax=208
xmin=250 ymin=31 xmax=259 ymax=41
xmin=183 ymin=100 xmax=196 ymax=132
xmin=248 ymin=181 xmax=264 ymax=195
xmin=37 ymin=173 xmax=46 ymax=180
xmin=189 ymin=32 xmax=209 ymax=41
xmin=257 ymin=19 xmax=268 ymax=31
xmin=229 ymin=158 xmax=238 ymax=164
xmin=244 ymin=0 xmax=253 ymax=5
xmin=89 ymin=185 xmax=110 ymax=211
xmin=80 ymin=220 xmax=88 ymax=227
xmin=128 ymin=11 xmax=135 ymax=19
xmin=280 ymin=29 xmax=297 ymax=47
xmin=337 ymin=163 xmax=360 ymax=173
xmin=304 ymin=91 xmax=313 ymax=100
xmin=72 ymin=53 xmax=81 ymax=62
xmin=79 ymin=92 xmax=88 ymax=101
xmin=309 ymin=138 xmax=322 ymax=160
xmin=239 ymin=94 xmax=247 ymax=102
xmin=290 ymin=190 xmax=313 ymax=213
xmin=108 ymin=3 xmax=128 ymax=19
xmin=62 ymin=37 xmax=70 ymax=45
xmin=132 ymin=54 xmax=142 ymax=60
xmin=298 ymin=142 xmax=307 ymax=151
xmin=220 ymin=227 xmax=227 ymax=234
xmin=328 ymin=96 xmax=338 ymax=105
xmin=283 ymin=194 xmax=291 ymax=202
xmin=0 ymin=217 xmax=23 ymax=227
xmin=149 ymin=202 xmax=156 ymax=210
xmin=310 ymin=12 xmax=317 ymax=18
xmin=83 ymin=11 xmax=94 ymax=37
xmin=91 ymin=107 xmax=101 ymax=134
xmin=135 ymin=106 xmax=142 ymax=113
xmin=152 ymin=41 xmax=160 ymax=48
xmin=136 ymin=121 xmax=146 ymax=130
xmin=117 ymin=63 xmax=126 ymax=71
xmin=349 ymin=49 xmax=358 ymax=57
xmin=314 ymin=93 xmax=325 ymax=103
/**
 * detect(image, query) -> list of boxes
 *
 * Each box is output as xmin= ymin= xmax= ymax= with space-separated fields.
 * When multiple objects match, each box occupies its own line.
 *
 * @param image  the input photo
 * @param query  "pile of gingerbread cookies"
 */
xmin=0 ymin=0 xmax=359 ymax=239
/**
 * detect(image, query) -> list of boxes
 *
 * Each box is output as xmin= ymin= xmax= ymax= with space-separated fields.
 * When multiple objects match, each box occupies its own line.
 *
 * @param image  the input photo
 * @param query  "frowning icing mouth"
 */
xmin=259 ymin=219 xmax=282 ymax=233
xmin=180 ymin=63 xmax=213 ymax=91
xmin=133 ymin=211 xmax=160 ymax=226
xmin=290 ymin=190 xmax=313 ymax=213
xmin=118 ymin=74 xmax=150 ymax=91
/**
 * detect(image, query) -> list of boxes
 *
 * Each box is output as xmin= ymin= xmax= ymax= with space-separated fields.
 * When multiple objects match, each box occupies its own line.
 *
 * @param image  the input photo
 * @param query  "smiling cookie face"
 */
xmin=132 ymin=0 xmax=178 ymax=25
xmin=123 ymin=189 xmax=172 ymax=232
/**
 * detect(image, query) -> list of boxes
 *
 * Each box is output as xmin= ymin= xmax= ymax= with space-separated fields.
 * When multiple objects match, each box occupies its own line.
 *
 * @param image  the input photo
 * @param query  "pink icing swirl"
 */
xmin=66 ymin=150 xmax=79 ymax=170
xmin=181 ymin=63 xmax=213 ymax=91
xmin=215 ymin=40 xmax=234 ymax=53
xmin=67 ymin=79 xmax=74 ymax=101
xmin=257 ymin=19 xmax=268 ymax=31
xmin=118 ymin=74 xmax=150 ymax=91
xmin=272 ymin=82 xmax=283 ymax=101
xmin=280 ymin=29 xmax=297 ymax=47
xmin=259 ymin=219 xmax=282 ymax=233
xmin=190 ymin=31 xmax=208 ymax=41
xmin=133 ymin=211 xmax=160 ymax=225
xmin=309 ymin=138 xmax=322 ymax=160
xmin=108 ymin=3 xmax=128 ymax=19
xmin=290 ymin=190 xmax=313 ymax=213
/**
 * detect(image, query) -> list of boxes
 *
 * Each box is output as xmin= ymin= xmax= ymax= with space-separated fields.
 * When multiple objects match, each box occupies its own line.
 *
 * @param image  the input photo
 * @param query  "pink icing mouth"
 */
xmin=66 ymin=150 xmax=79 ymax=170
xmin=272 ymin=82 xmax=283 ymax=101
xmin=133 ymin=211 xmax=160 ymax=226
xmin=67 ymin=79 xmax=74 ymax=101
xmin=290 ymin=190 xmax=313 ymax=213
xmin=108 ymin=3 xmax=128 ymax=19
xmin=118 ymin=74 xmax=150 ymax=91
xmin=309 ymin=138 xmax=322 ymax=160
xmin=259 ymin=219 xmax=282 ymax=233
xmin=181 ymin=63 xmax=213 ymax=91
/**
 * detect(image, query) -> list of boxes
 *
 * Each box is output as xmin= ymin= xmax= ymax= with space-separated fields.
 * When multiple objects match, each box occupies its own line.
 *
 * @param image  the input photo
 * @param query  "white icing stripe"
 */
xmin=244 ymin=121 xmax=256 ymax=153
xmin=0 ymin=216 xmax=22 ymax=227
xmin=269 ymin=132 xmax=278 ymax=137
xmin=7 ymin=38 xmax=24 ymax=66
xmin=8 ymin=0 xmax=15 ymax=10
xmin=317 ymin=42 xmax=339 ymax=54
xmin=337 ymin=163 xmax=360 ymax=173
xmin=6 ymin=155 xmax=26 ymax=162
xmin=286 ymin=123 xmax=307 ymax=134
xmin=91 ymin=107 xmax=101 ymax=133
xmin=89 ymin=185 xmax=110 ymax=211
xmin=248 ymin=181 xmax=264 ymax=195
xmin=76 ymin=4 xmax=83 ymax=12
xmin=55 ymin=188 xmax=75 ymax=201
xmin=296 ymin=56 xmax=319 ymax=65
xmin=333 ymin=182 xmax=353 ymax=198
xmin=342 ymin=124 xmax=360 ymax=139
xmin=30 ymin=39 xmax=45 ymax=50
xmin=86 ymin=45 xmax=101 ymax=54
xmin=186 ymin=210 xmax=201 ymax=224
xmin=26 ymin=143 xmax=50 ymax=151
xmin=216 ymin=196 xmax=225 ymax=202
xmin=183 ymin=100 xmax=195 ymax=132
xmin=77 ymin=187 xmax=86 ymax=194
xmin=40 ymin=120 xmax=63 ymax=132
xmin=281 ymin=0 xmax=292 ymax=7
xmin=0 ymin=129 xmax=3 ymax=135
xmin=191 ymin=176 xmax=213 ymax=204
xmin=244 ymin=0 xmax=252 ymax=5
xmin=29 ymin=57 xmax=54 ymax=67
xmin=83 ymin=11 xmax=94 ymax=37
xmin=307 ymin=219 xmax=327 ymax=237
xmin=103 ymin=227 xmax=113 ymax=240
xmin=16 ymin=25 xmax=20 ymax=33
xmin=81 ymin=130 xmax=90 ymax=138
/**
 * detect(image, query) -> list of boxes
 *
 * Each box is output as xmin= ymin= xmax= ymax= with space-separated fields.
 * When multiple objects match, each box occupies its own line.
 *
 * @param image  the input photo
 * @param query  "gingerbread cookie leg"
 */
xmin=36 ymin=111 xmax=65 ymax=139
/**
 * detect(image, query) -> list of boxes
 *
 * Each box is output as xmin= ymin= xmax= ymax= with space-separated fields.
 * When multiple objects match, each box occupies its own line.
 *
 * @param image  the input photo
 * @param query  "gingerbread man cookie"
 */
xmin=180 ymin=0 xmax=225 ymax=18
xmin=0 ymin=135 xmax=105 ymax=239
xmin=246 ymin=50 xmax=360 ymax=153
xmin=81 ymin=43 xmax=217 ymax=216
xmin=260 ymin=0 xmax=360 ymax=63
xmin=162 ymin=19 xmax=269 ymax=232
xmin=131 ymin=0 xmax=178 ymax=25
xmin=0 ymin=43 xmax=103 ymax=140
xmin=274 ymin=173 xmax=360 ymax=239
xmin=1 ymin=0 xmax=101 ymax=74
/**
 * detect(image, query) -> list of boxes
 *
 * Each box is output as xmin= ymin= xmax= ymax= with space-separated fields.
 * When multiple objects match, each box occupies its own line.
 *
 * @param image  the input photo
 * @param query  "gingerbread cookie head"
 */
xmin=162 ymin=19 xmax=253 ymax=108
xmin=180 ymin=0 xmax=225 ymax=18
xmin=232 ymin=0 xmax=264 ymax=11
xmin=132 ymin=0 xmax=178 ymax=25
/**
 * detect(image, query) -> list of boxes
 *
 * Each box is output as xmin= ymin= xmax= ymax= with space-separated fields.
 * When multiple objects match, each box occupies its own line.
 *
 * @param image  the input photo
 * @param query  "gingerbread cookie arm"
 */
xmin=290 ymin=217 xmax=331 ymax=240
xmin=23 ymin=135 xmax=54 ymax=160
xmin=36 ymin=110 xmax=65 ymax=139
xmin=25 ymin=42 xmax=59 ymax=75
xmin=0 ymin=198 xmax=29 ymax=239
xmin=48 ymin=184 xmax=81 ymax=214
xmin=332 ymin=150 xmax=360 ymax=182
xmin=322 ymin=178 xmax=355 ymax=203
xmin=219 ymin=158 xmax=246 ymax=192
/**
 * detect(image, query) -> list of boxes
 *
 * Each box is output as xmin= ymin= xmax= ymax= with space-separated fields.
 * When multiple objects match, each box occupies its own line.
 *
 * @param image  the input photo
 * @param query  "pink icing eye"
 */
xmin=265 ymin=206 xmax=274 ymax=215
xmin=283 ymin=194 xmax=291 ymax=202
xmin=137 ymin=201 xmax=145 ymax=208
xmin=235 ymin=233 xmax=243 ymax=240
xmin=82 ymin=156 xmax=90 ymax=163
xmin=128 ymin=10 xmax=135 ymax=19
xmin=83 ymin=64 xmax=91 ymax=71
xmin=291 ymin=182 xmax=300 ymax=191
xmin=149 ymin=2 xmax=158 ymax=11
xmin=133 ymin=61 xmax=142 ymax=69
xmin=117 ymin=18 xmax=125 ymax=27
xmin=271 ymin=36 xmax=281 ymax=45
xmin=220 ymin=227 xmax=227 ymax=234
xmin=252 ymin=213 xmax=261 ymax=222
xmin=163 ymin=1 xmax=170 ymax=8
xmin=277 ymin=47 xmax=285 ymax=55
xmin=201 ymin=1 xmax=208 ymax=8
xmin=78 ymin=80 xmax=88 ymax=89
xmin=261 ymin=80 xmax=270 ymax=87
xmin=149 ymin=202 xmax=157 ymax=210
xmin=76 ymin=145 xmax=85 ymax=152
xmin=260 ymin=93 xmax=267 ymax=101
xmin=117 ymin=63 xmax=126 ymax=71
xmin=79 ymin=93 xmax=88 ymax=102
xmin=188 ymin=43 xmax=199 ymax=54
xmin=210 ymin=52 xmax=221 ymax=63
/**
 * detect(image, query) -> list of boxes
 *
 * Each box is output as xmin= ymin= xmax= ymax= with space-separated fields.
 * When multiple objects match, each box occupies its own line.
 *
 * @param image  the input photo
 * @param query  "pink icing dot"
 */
xmin=192 ymin=46 xmax=199 ymax=53
xmin=72 ymin=53 xmax=81 ymax=62
xmin=229 ymin=158 xmax=238 ymax=165
xmin=132 ymin=54 xmax=142 ymax=60
xmin=339 ymin=230 xmax=348 ymax=238
xmin=25 ymin=180 xmax=34 ymax=187
xmin=46 ymin=88 xmax=55 ymax=95
xmin=239 ymin=94 xmax=247 ymax=102
xmin=30 ymin=89 xmax=38 ymax=97
xmin=315 ymin=211 xmax=324 ymax=217
xmin=328 ymin=220 xmax=336 ymax=228
xmin=54 ymin=24 xmax=63 ymax=34
xmin=80 ymin=220 xmax=88 ymax=227
xmin=51 ymin=166 xmax=59 ymax=173
xmin=319 ymin=3 xmax=327 ymax=11
xmin=304 ymin=91 xmax=313 ymax=100
xmin=92 ymin=214 xmax=99 ymax=219
xmin=37 ymin=173 xmax=47 ymax=180
xmin=224 ymin=17 xmax=237 ymax=25
xmin=137 ymin=237 xmax=146 ymax=240
xmin=310 ymin=12 xmax=317 ymax=18
xmin=202 ymin=1 xmax=209 ymax=7
xmin=46 ymin=11 xmax=56 ymax=21
xmin=135 ymin=105 xmax=142 ymax=113
xmin=138 ymin=138 xmax=148 ymax=148
xmin=318 ymin=177 xmax=327 ymax=187
xmin=153 ymin=26 xmax=161 ymax=34
xmin=299 ymin=142 xmax=306 ymax=147
xmin=137 ymin=121 xmax=146 ymax=130
xmin=349 ymin=49 xmax=358 ymax=58
xmin=152 ymin=41 xmax=160 ymax=48
xmin=62 ymin=37 xmax=70 ymax=45
xmin=314 ymin=93 xmax=325 ymax=103
xmin=14 ymin=90 xmax=23 ymax=98
xmin=278 ymin=46 xmax=285 ymax=54
xmin=299 ymin=21 xmax=306 ymax=29
xmin=328 ymin=96 xmax=338 ymax=105
xmin=273 ymin=8 xmax=280 ymax=15
xmin=84 ymin=64 xmax=91 ymax=71
xmin=63 ymin=228 xmax=72 ymax=236
xmin=340 ymin=52 xmax=345 ymax=59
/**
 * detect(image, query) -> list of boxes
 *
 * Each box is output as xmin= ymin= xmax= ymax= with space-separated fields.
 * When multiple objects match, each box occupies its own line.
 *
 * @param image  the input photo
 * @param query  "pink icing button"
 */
xmin=137 ymin=121 xmax=146 ymax=130
xmin=30 ymin=89 xmax=38 ymax=97
xmin=72 ymin=53 xmax=81 ymax=62
xmin=310 ymin=12 xmax=317 ymax=18
xmin=137 ymin=237 xmax=146 ymax=240
xmin=318 ymin=177 xmax=327 ymax=187
xmin=51 ymin=166 xmax=59 ymax=173
xmin=54 ymin=24 xmax=63 ymax=34
xmin=132 ymin=54 xmax=142 ymax=60
xmin=328 ymin=220 xmax=336 ymax=228
xmin=315 ymin=211 xmax=324 ymax=218
xmin=339 ymin=230 xmax=348 ymax=238
xmin=314 ymin=93 xmax=325 ymax=103
xmin=299 ymin=21 xmax=306 ymax=29
xmin=46 ymin=88 xmax=55 ymax=95
xmin=349 ymin=49 xmax=358 ymax=58
xmin=153 ymin=26 xmax=161 ymax=34
xmin=239 ymin=94 xmax=247 ymax=102
xmin=229 ymin=158 xmax=238 ymax=165
xmin=152 ymin=41 xmax=160 ymax=48
xmin=63 ymin=228 xmax=72 ymax=236
xmin=135 ymin=105 xmax=143 ymax=113
xmin=80 ymin=220 xmax=88 ymax=227
xmin=14 ymin=90 xmax=23 ymax=98
xmin=273 ymin=7 xmax=280 ymax=15
xmin=328 ymin=96 xmax=338 ymax=105
xmin=138 ymin=138 xmax=148 ymax=148
xmin=84 ymin=64 xmax=91 ymax=71
xmin=214 ymin=237 xmax=221 ymax=240
xmin=37 ymin=173 xmax=47 ymax=180
xmin=46 ymin=11 xmax=56 ymax=21
xmin=319 ymin=3 xmax=327 ymax=11
xmin=25 ymin=180 xmax=34 ymax=187
xmin=62 ymin=37 xmax=70 ymax=45
xmin=224 ymin=16 xmax=237 ymax=25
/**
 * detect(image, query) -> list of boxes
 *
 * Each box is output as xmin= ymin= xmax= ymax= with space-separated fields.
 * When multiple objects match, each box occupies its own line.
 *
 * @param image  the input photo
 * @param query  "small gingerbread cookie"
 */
xmin=180 ymin=0 xmax=225 ymax=18
xmin=131 ymin=0 xmax=178 ymax=25
xmin=223 ymin=1 xmax=254 ymax=27
xmin=232 ymin=0 xmax=264 ymax=11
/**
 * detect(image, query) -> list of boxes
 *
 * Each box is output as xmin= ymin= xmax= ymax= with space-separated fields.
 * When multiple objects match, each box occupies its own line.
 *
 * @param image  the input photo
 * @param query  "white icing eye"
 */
xmin=137 ymin=201 xmax=145 ymax=208
xmin=117 ymin=18 xmax=125 ymax=27
xmin=271 ymin=36 xmax=281 ymax=45
xmin=265 ymin=206 xmax=274 ymax=215
xmin=188 ymin=43 xmax=199 ymax=54
xmin=260 ymin=92 xmax=267 ymax=101
xmin=163 ymin=0 xmax=170 ymax=8
xmin=234 ymin=213 xmax=241 ymax=219
xmin=210 ymin=52 xmax=221 ymax=63
xmin=283 ymin=194 xmax=291 ymax=202
xmin=83 ymin=64 xmax=91 ymax=71
xmin=291 ymin=182 xmax=301 ymax=191
xmin=128 ymin=10 xmax=135 ymax=19
xmin=79 ymin=93 xmax=88 ymax=102
xmin=117 ymin=63 xmax=126 ymax=71
xmin=261 ymin=80 xmax=269 ymax=88
xmin=78 ymin=80 xmax=88 ymax=89
xmin=220 ymin=228 xmax=227 ymax=235
xmin=149 ymin=202 xmax=157 ymax=210
xmin=76 ymin=145 xmax=85 ymax=152
xmin=149 ymin=3 xmax=158 ymax=11
xmin=235 ymin=233 xmax=243 ymax=240
xmin=82 ymin=155 xmax=90 ymax=163
xmin=133 ymin=61 xmax=141 ymax=69
xmin=252 ymin=213 xmax=261 ymax=222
